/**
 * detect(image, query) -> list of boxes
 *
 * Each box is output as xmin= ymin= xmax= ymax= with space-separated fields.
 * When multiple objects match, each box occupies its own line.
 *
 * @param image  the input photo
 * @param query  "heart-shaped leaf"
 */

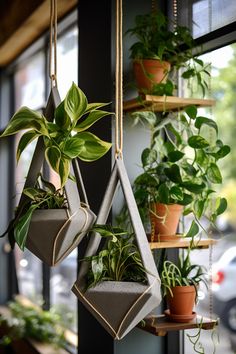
xmin=45 ymin=146 xmax=61 ymax=173
xmin=76 ymin=132 xmax=112 ymax=162
xmin=188 ymin=135 xmax=209 ymax=149
xmin=65 ymin=82 xmax=88 ymax=122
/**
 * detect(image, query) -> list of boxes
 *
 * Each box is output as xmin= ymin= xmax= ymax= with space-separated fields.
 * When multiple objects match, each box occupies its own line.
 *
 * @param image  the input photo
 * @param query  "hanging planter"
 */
xmin=72 ymin=158 xmax=161 ymax=339
xmin=0 ymin=83 xmax=113 ymax=265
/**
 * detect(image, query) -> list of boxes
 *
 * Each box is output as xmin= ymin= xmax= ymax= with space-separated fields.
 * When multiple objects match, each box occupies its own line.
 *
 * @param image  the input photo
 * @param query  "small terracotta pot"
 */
xmin=167 ymin=285 xmax=196 ymax=316
xmin=150 ymin=203 xmax=183 ymax=242
xmin=133 ymin=59 xmax=171 ymax=93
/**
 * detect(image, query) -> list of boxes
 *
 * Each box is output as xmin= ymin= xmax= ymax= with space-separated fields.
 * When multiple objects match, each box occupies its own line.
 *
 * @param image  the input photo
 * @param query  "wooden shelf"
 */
xmin=124 ymin=95 xmax=215 ymax=112
xmin=138 ymin=314 xmax=218 ymax=336
xmin=149 ymin=237 xmax=217 ymax=250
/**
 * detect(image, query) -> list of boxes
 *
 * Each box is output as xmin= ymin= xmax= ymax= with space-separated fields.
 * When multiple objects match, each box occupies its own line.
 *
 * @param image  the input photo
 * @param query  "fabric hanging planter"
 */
xmin=72 ymin=158 xmax=161 ymax=339
xmin=16 ymin=87 xmax=96 ymax=266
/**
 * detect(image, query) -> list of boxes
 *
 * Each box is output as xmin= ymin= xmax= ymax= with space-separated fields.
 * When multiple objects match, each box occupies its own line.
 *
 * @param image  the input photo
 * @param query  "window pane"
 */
xmin=50 ymin=25 xmax=78 ymax=332
xmin=14 ymin=51 xmax=45 ymax=304
xmin=57 ymin=27 xmax=78 ymax=99
xmin=15 ymin=52 xmax=45 ymax=110
xmin=184 ymin=44 xmax=236 ymax=354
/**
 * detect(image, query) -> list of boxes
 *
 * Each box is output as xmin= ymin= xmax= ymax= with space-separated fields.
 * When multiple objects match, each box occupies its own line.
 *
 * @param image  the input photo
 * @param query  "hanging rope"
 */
xmin=49 ymin=0 xmax=58 ymax=88
xmin=115 ymin=0 xmax=123 ymax=158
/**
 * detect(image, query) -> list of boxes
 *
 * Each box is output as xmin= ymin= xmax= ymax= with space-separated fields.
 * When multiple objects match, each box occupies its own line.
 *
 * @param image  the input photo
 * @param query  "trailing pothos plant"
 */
xmin=126 ymin=10 xmax=210 ymax=96
xmin=0 ymin=82 xmax=113 ymax=249
xmin=118 ymin=105 xmax=230 ymax=238
xmin=81 ymin=224 xmax=148 ymax=290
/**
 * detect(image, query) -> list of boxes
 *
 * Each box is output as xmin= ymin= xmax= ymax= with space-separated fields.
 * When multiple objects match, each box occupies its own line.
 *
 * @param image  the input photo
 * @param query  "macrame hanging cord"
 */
xmin=49 ymin=0 xmax=58 ymax=88
xmin=115 ymin=0 xmax=123 ymax=158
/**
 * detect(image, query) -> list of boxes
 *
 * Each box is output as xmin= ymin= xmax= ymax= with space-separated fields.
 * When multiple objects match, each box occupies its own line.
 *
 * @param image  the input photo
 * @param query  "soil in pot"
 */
xmin=133 ymin=59 xmax=171 ymax=93
xmin=149 ymin=203 xmax=183 ymax=242
xmin=166 ymin=285 xmax=196 ymax=323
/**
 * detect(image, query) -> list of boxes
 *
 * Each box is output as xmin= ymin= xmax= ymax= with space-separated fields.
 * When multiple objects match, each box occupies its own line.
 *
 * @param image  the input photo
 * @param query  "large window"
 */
xmin=184 ymin=44 xmax=236 ymax=354
xmin=12 ymin=15 xmax=78 ymax=333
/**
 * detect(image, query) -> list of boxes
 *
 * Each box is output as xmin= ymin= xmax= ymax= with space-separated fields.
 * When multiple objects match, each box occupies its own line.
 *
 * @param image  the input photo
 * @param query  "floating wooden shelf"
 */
xmin=149 ymin=237 xmax=217 ymax=250
xmin=124 ymin=95 xmax=215 ymax=112
xmin=138 ymin=314 xmax=218 ymax=336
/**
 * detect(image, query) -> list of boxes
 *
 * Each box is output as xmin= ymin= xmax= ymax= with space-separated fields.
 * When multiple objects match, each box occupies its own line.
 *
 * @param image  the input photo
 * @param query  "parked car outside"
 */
xmin=212 ymin=246 xmax=236 ymax=332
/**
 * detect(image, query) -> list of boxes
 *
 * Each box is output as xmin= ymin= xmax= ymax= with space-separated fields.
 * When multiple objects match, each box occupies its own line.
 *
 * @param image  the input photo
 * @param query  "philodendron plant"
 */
xmin=127 ymin=105 xmax=230 ymax=237
xmin=1 ymin=82 xmax=112 ymax=187
xmin=0 ymin=82 xmax=113 ymax=249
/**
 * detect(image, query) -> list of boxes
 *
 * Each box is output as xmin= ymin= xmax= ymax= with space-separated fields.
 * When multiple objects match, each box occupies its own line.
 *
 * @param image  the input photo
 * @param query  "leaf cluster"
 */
xmin=161 ymin=250 xmax=207 ymax=298
xmin=130 ymin=106 xmax=230 ymax=235
xmin=82 ymin=224 xmax=148 ymax=289
xmin=0 ymin=300 xmax=67 ymax=348
xmin=0 ymin=82 xmax=113 ymax=187
xmin=1 ymin=174 xmax=66 ymax=251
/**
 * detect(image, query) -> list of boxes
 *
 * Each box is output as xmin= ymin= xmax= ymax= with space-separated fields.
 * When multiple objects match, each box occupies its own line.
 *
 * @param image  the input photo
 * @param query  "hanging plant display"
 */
xmin=72 ymin=158 xmax=162 ymax=339
xmin=0 ymin=83 xmax=113 ymax=265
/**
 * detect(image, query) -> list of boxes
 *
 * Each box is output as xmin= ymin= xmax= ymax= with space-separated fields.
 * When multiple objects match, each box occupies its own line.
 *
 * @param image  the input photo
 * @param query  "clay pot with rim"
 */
xmin=165 ymin=285 xmax=196 ymax=323
xmin=133 ymin=59 xmax=171 ymax=93
xmin=149 ymin=203 xmax=183 ymax=242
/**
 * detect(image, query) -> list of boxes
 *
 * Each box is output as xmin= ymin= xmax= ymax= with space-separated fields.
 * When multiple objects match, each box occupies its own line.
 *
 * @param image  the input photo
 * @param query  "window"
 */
xmin=11 ymin=13 xmax=78 ymax=334
xmin=184 ymin=44 xmax=236 ymax=354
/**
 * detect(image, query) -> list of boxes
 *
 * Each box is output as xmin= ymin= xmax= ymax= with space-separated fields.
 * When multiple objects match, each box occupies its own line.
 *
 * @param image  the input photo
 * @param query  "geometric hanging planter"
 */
xmin=72 ymin=158 xmax=162 ymax=339
xmin=14 ymin=87 xmax=96 ymax=266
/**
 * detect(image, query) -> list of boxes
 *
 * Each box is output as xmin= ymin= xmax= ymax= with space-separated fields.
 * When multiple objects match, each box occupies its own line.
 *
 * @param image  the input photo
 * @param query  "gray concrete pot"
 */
xmin=17 ymin=88 xmax=96 ymax=266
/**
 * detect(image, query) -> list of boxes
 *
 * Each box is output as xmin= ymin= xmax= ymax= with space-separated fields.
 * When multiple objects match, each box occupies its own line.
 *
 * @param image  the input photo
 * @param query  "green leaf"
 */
xmin=185 ymin=105 xmax=197 ymax=119
xmin=181 ymin=182 xmax=205 ymax=194
xmin=45 ymin=146 xmax=61 ymax=173
xmin=168 ymin=150 xmax=184 ymax=162
xmin=180 ymin=193 xmax=193 ymax=206
xmin=207 ymin=163 xmax=222 ymax=184
xmin=85 ymin=102 xmax=110 ymax=113
xmin=16 ymin=130 xmax=39 ymax=162
xmin=141 ymin=148 xmax=157 ymax=167
xmin=0 ymin=107 xmax=47 ymax=137
xmin=194 ymin=199 xmax=205 ymax=218
xmin=216 ymin=197 xmax=227 ymax=216
xmin=59 ymin=158 xmax=70 ymax=187
xmin=185 ymin=220 xmax=199 ymax=238
xmin=195 ymin=116 xmax=218 ymax=134
xmin=55 ymin=100 xmax=71 ymax=129
xmin=76 ymin=132 xmax=112 ymax=162
xmin=14 ymin=204 xmax=38 ymax=250
xmin=158 ymin=184 xmax=169 ymax=204
xmin=75 ymin=110 xmax=112 ymax=132
xmin=214 ymin=145 xmax=231 ymax=160
xmin=188 ymin=135 xmax=209 ymax=149
xmin=23 ymin=188 xmax=40 ymax=200
xmin=64 ymin=82 xmax=88 ymax=122
xmin=63 ymin=137 xmax=84 ymax=159
xmin=170 ymin=186 xmax=183 ymax=201
xmin=164 ymin=164 xmax=182 ymax=183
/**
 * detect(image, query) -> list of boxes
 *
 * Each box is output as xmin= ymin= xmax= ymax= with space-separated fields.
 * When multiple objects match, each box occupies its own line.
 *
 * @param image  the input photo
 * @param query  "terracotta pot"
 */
xmin=133 ymin=59 xmax=171 ymax=93
xmin=150 ymin=203 xmax=183 ymax=242
xmin=167 ymin=285 xmax=196 ymax=316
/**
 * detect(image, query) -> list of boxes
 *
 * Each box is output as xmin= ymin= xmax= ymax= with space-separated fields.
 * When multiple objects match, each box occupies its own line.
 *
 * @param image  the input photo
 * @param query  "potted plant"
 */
xmin=126 ymin=10 xmax=210 ymax=96
xmin=119 ymin=105 xmax=230 ymax=242
xmin=81 ymin=224 xmax=148 ymax=289
xmin=161 ymin=249 xmax=207 ymax=322
xmin=0 ymin=298 xmax=67 ymax=349
xmin=0 ymin=82 xmax=112 ymax=264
